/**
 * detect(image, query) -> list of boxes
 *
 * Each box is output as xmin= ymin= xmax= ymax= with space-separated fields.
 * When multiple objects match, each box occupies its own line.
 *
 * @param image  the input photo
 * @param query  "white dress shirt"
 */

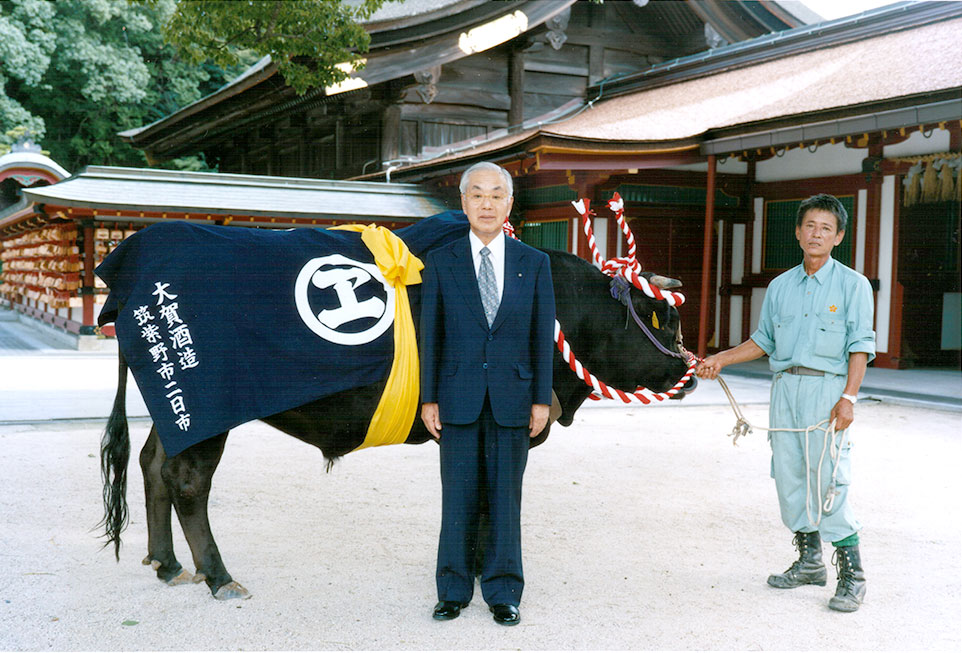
xmin=468 ymin=230 xmax=504 ymax=302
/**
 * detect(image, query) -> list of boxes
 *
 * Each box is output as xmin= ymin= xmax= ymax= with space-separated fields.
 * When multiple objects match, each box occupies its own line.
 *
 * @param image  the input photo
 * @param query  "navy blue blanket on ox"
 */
xmin=96 ymin=210 xmax=470 ymax=457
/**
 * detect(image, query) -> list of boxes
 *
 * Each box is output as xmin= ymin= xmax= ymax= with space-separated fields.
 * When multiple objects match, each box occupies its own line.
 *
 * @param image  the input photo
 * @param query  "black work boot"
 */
xmin=829 ymin=544 xmax=866 ymax=612
xmin=767 ymin=531 xmax=827 ymax=589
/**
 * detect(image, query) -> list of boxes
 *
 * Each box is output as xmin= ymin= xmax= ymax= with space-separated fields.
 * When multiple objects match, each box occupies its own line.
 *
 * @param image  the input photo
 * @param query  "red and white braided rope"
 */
xmin=572 ymin=195 xmax=685 ymax=307
xmin=503 ymin=205 xmax=695 ymax=405
xmin=555 ymin=320 xmax=697 ymax=404
xmin=607 ymin=193 xmax=638 ymax=270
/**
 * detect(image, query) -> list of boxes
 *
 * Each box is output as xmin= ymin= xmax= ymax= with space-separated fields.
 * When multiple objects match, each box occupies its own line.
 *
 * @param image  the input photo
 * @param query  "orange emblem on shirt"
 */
xmin=829 ymin=305 xmax=838 ymax=312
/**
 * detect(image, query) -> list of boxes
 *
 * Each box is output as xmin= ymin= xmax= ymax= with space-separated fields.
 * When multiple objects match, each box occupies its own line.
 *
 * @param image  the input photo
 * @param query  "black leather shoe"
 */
xmin=489 ymin=604 xmax=520 ymax=626
xmin=433 ymin=601 xmax=466 ymax=621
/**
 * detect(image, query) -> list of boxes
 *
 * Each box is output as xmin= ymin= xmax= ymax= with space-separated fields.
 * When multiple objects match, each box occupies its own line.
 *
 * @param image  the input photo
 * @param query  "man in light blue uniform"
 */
xmin=698 ymin=194 xmax=875 ymax=612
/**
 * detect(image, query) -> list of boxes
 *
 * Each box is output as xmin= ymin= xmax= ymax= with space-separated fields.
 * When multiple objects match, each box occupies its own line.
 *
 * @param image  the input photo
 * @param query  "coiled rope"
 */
xmin=715 ymin=375 xmax=848 ymax=529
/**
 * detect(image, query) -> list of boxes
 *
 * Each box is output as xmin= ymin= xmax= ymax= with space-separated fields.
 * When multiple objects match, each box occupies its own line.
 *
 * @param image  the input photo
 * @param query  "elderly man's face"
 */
xmin=796 ymin=208 xmax=844 ymax=260
xmin=461 ymin=168 xmax=514 ymax=244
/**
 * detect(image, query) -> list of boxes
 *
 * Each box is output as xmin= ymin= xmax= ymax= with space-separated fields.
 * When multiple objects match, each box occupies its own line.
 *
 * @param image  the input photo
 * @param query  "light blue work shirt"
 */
xmin=751 ymin=258 xmax=876 ymax=374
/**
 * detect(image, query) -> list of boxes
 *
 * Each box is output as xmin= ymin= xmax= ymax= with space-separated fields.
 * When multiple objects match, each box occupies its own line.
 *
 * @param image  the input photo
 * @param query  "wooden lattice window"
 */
xmin=520 ymin=220 xmax=569 ymax=251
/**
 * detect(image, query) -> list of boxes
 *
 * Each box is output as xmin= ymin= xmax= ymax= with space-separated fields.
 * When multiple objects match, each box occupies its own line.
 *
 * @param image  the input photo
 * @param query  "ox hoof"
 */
xmin=214 ymin=581 xmax=251 ymax=601
xmin=192 ymin=572 xmax=207 ymax=584
xmin=142 ymin=556 xmax=163 ymax=570
xmin=166 ymin=569 xmax=193 ymax=586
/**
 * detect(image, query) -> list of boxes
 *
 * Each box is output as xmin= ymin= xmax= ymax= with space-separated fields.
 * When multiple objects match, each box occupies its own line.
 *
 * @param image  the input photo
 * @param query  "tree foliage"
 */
xmin=0 ymin=0 xmax=249 ymax=168
xmin=158 ymin=0 xmax=392 ymax=95
xmin=1 ymin=0 xmax=395 ymax=169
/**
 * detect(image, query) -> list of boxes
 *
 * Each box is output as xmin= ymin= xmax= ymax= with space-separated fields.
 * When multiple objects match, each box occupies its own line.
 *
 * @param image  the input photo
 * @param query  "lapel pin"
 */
xmin=518 ymin=273 xmax=523 ymax=277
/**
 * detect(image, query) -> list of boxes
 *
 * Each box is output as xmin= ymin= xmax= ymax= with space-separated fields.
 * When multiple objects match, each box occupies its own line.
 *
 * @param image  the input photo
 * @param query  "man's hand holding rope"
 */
xmin=695 ymin=339 xmax=766 ymax=381
xmin=830 ymin=398 xmax=854 ymax=431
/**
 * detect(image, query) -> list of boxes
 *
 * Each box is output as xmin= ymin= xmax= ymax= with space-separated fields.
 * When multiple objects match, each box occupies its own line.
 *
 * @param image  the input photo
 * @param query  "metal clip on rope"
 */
xmin=716 ymin=375 xmax=752 ymax=445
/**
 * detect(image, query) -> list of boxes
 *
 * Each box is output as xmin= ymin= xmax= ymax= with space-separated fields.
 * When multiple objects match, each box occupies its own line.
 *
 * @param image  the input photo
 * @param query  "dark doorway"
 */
xmin=897 ymin=201 xmax=961 ymax=368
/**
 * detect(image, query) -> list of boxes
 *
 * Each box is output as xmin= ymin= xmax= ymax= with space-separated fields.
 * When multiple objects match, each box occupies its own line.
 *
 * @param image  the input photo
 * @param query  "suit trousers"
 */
xmin=436 ymin=395 xmax=529 ymax=607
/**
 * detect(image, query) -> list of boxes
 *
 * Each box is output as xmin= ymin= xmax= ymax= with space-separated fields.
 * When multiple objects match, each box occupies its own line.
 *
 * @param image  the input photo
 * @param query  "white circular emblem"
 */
xmin=294 ymin=254 xmax=395 ymax=345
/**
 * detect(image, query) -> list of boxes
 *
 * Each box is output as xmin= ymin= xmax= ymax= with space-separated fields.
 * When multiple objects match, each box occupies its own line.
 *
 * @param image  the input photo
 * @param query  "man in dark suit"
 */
xmin=419 ymin=161 xmax=555 ymax=626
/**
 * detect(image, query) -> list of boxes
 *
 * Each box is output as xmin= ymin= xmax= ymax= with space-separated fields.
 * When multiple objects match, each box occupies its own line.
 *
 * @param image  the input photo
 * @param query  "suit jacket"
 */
xmin=420 ymin=234 xmax=555 ymax=427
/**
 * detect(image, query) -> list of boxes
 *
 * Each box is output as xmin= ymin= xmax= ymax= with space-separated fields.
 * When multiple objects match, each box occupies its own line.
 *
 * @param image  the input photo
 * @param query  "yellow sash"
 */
xmin=330 ymin=224 xmax=423 ymax=450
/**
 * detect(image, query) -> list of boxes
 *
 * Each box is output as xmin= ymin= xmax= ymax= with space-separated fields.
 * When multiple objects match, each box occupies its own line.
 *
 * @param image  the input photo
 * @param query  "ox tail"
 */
xmin=99 ymin=349 xmax=131 ymax=561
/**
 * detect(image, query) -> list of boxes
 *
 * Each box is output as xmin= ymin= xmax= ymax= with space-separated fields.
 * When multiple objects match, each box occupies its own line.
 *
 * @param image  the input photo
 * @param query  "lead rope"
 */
xmin=716 ymin=375 xmax=846 ymax=529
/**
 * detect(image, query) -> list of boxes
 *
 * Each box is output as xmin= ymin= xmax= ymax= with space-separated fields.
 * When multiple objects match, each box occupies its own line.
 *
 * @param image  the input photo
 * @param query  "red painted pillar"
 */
xmin=697 ymin=155 xmax=717 ymax=359
xmin=82 ymin=223 xmax=95 ymax=329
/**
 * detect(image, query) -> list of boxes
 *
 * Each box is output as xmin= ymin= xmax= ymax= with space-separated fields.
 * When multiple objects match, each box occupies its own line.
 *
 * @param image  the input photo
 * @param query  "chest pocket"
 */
xmin=773 ymin=314 xmax=796 ymax=360
xmin=813 ymin=310 xmax=847 ymax=359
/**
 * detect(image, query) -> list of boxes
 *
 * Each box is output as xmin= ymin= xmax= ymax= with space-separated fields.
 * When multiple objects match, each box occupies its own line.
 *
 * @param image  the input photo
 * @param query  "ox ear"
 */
xmin=646 ymin=272 xmax=682 ymax=289
xmin=549 ymin=390 xmax=563 ymax=424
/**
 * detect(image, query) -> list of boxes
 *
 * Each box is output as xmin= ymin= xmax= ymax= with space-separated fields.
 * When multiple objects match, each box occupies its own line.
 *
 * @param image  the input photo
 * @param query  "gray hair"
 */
xmin=459 ymin=162 xmax=513 ymax=197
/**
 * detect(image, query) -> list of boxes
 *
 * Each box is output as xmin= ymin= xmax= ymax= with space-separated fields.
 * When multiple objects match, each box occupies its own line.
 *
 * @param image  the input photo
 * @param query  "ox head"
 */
xmin=618 ymin=271 xmax=693 ymax=394
xmin=548 ymin=252 xmax=695 ymax=427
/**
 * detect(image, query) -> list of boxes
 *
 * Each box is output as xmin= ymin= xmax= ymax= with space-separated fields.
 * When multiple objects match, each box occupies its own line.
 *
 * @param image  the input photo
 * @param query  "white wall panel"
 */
xmin=751 ymin=287 xmax=766 ymax=336
xmin=875 ymin=175 xmax=896 ymax=353
xmin=714 ymin=220 xmax=723 ymax=348
xmin=883 ymin=128 xmax=951 ymax=158
xmin=729 ymin=223 xmax=746 ymax=346
xmin=752 ymin=197 xmax=764 ymax=274
xmin=856 ymin=188 xmax=867 ymax=274
xmin=756 ymin=142 xmax=866 ymax=182
xmin=594 ymin=217 xmax=607 ymax=260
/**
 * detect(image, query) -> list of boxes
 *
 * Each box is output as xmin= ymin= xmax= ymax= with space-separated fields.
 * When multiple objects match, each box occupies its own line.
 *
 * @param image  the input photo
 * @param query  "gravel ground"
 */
xmin=0 ymin=400 xmax=960 ymax=651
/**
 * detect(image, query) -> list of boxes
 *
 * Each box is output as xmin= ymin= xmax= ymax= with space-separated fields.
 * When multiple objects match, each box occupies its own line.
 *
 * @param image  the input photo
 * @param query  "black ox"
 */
xmin=100 ymin=247 xmax=694 ymax=599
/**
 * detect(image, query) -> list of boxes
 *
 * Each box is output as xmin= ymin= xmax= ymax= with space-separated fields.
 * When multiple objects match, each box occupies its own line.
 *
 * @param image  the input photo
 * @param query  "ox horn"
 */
xmin=647 ymin=273 xmax=682 ymax=289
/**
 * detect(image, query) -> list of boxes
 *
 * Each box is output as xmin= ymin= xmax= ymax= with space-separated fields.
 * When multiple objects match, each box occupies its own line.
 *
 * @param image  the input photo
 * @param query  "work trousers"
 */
xmin=769 ymin=371 xmax=861 ymax=543
xmin=436 ymin=396 xmax=529 ymax=607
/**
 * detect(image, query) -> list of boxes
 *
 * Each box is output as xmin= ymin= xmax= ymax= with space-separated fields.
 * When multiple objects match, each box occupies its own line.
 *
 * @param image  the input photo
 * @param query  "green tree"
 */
xmin=0 ymin=0 xmax=248 ymax=168
xmin=159 ymin=0 xmax=392 ymax=95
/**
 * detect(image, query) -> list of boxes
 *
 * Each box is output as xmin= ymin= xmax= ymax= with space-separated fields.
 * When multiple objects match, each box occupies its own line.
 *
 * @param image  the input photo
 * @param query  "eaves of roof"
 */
xmin=117 ymin=55 xmax=279 ymax=142
xmin=118 ymin=0 xmax=503 ymax=147
xmin=364 ymin=0 xmax=516 ymax=48
xmin=361 ymin=0 xmax=485 ymax=33
xmin=702 ymin=93 xmax=962 ymax=156
xmin=0 ymin=151 xmax=71 ymax=180
xmin=360 ymin=131 xmax=706 ymax=184
xmin=0 ymin=167 xmax=448 ymax=232
xmin=119 ymin=0 xmax=577 ymax=155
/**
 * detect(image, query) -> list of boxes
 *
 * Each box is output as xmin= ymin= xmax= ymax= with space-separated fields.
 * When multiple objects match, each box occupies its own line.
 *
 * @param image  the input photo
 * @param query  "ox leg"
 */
xmin=139 ymin=426 xmax=191 ymax=585
xmin=162 ymin=433 xmax=249 ymax=600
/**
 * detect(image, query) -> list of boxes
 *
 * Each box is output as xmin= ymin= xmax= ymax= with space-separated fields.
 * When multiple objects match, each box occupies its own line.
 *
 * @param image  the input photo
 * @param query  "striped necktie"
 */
xmin=478 ymin=246 xmax=499 ymax=327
